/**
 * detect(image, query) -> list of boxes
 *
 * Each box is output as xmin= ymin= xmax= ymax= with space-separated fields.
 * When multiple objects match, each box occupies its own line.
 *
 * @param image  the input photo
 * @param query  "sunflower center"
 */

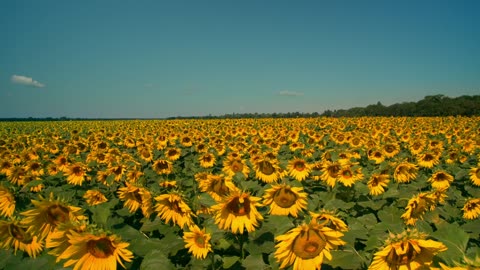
xmin=385 ymin=243 xmax=419 ymax=266
xmin=155 ymin=161 xmax=169 ymax=170
xmin=342 ymin=169 xmax=353 ymax=178
xmin=273 ymin=187 xmax=297 ymax=208
xmin=384 ymin=145 xmax=395 ymax=153
xmin=211 ymin=179 xmax=229 ymax=196
xmin=87 ymin=238 xmax=115 ymax=258
xmin=292 ymin=229 xmax=327 ymax=259
xmin=231 ymin=161 xmax=243 ymax=173
xmin=434 ymin=173 xmax=449 ymax=182
xmin=227 ymin=196 xmax=251 ymax=216
xmin=46 ymin=204 xmax=70 ymax=225
xmin=411 ymin=199 xmax=428 ymax=218
xmin=112 ymin=167 xmax=123 ymax=175
xmin=195 ymin=235 xmax=207 ymax=248
xmin=258 ymin=161 xmax=275 ymax=175
xmin=294 ymin=162 xmax=305 ymax=171
xmin=370 ymin=176 xmax=380 ymax=186
xmin=8 ymin=224 xmax=33 ymax=244
xmin=327 ymin=165 xmax=340 ymax=177
xmin=423 ymin=154 xmax=434 ymax=161
xmin=72 ymin=166 xmax=83 ymax=175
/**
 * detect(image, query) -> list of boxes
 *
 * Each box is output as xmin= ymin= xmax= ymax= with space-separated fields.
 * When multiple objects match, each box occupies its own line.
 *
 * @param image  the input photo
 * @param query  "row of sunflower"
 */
xmin=0 ymin=117 xmax=479 ymax=269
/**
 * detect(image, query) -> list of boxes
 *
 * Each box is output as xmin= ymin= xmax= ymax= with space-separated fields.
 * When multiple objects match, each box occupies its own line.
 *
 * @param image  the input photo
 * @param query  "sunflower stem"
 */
xmin=210 ymin=252 xmax=216 ymax=270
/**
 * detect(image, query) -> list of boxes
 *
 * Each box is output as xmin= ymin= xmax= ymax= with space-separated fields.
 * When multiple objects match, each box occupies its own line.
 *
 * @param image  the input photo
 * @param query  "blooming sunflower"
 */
xmin=368 ymin=173 xmax=390 ymax=196
xmin=309 ymin=210 xmax=349 ymax=232
xmin=337 ymin=165 xmax=363 ymax=187
xmin=462 ymin=198 xmax=480 ymax=220
xmin=222 ymin=156 xmax=250 ymax=177
xmin=46 ymin=221 xmax=88 ymax=258
xmin=165 ymin=147 xmax=182 ymax=161
xmin=469 ymin=166 xmax=480 ymax=186
xmin=108 ymin=164 xmax=126 ymax=182
xmin=320 ymin=161 xmax=341 ymax=187
xmin=394 ymin=162 xmax=418 ymax=183
xmin=401 ymin=192 xmax=437 ymax=225
xmin=117 ymin=183 xmax=153 ymax=218
xmin=287 ymin=158 xmax=311 ymax=181
xmin=198 ymin=174 xmax=238 ymax=202
xmin=416 ymin=152 xmax=440 ymax=168
xmin=154 ymin=193 xmax=195 ymax=228
xmin=382 ymin=142 xmax=400 ymax=158
xmin=254 ymin=158 xmax=281 ymax=183
xmin=54 ymin=155 xmax=69 ymax=173
xmin=369 ymin=229 xmax=447 ymax=270
xmin=20 ymin=193 xmax=86 ymax=240
xmin=183 ymin=225 xmax=212 ymax=260
xmin=65 ymin=162 xmax=88 ymax=186
xmin=83 ymin=190 xmax=108 ymax=206
xmin=56 ymin=230 xmax=133 ymax=270
xmin=369 ymin=150 xmax=385 ymax=164
xmin=152 ymin=159 xmax=174 ymax=175
xmin=199 ymin=152 xmax=216 ymax=168
xmin=212 ymin=191 xmax=263 ymax=234
xmin=274 ymin=221 xmax=346 ymax=270
xmin=428 ymin=171 xmax=454 ymax=189
xmin=262 ymin=184 xmax=308 ymax=217
xmin=0 ymin=185 xmax=15 ymax=217
xmin=0 ymin=218 xmax=43 ymax=258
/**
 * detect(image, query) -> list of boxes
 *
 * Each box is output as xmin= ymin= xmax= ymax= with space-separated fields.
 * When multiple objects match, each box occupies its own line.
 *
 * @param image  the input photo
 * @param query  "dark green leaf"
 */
xmin=432 ymin=223 xmax=469 ymax=265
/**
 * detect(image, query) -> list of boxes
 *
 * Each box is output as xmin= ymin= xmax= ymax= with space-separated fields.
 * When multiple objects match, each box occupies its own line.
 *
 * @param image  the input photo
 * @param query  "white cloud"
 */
xmin=278 ymin=90 xmax=304 ymax=96
xmin=11 ymin=75 xmax=45 ymax=88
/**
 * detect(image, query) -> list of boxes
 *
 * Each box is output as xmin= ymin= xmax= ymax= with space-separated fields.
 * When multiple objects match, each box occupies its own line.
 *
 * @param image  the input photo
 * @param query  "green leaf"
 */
xmin=262 ymin=215 xmax=294 ymax=235
xmin=323 ymin=199 xmax=355 ymax=211
xmin=431 ymin=222 xmax=469 ymax=265
xmin=375 ymin=205 xmax=404 ymax=233
xmin=327 ymin=248 xmax=365 ymax=269
xmin=222 ymin=256 xmax=240 ymax=269
xmin=88 ymin=198 xmax=119 ymax=229
xmin=140 ymin=250 xmax=176 ymax=270
xmin=242 ymin=254 xmax=267 ymax=269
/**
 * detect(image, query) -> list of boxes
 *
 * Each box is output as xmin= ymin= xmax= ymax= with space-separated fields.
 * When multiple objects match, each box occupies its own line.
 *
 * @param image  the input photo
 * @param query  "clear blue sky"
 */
xmin=1 ymin=0 xmax=479 ymax=118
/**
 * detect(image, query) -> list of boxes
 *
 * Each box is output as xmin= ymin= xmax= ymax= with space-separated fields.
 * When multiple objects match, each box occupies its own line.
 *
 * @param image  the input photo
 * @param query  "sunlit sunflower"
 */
xmin=310 ymin=210 xmax=349 ymax=232
xmin=83 ymin=190 xmax=108 ymax=206
xmin=0 ymin=159 xmax=14 ymax=176
xmin=394 ymin=162 xmax=418 ymax=183
xmin=46 ymin=221 xmax=88 ymax=258
xmin=152 ymin=159 xmax=174 ymax=175
xmin=368 ymin=173 xmax=390 ymax=196
xmin=274 ymin=221 xmax=346 ymax=270
xmin=0 ymin=185 xmax=15 ymax=217
xmin=337 ymin=165 xmax=363 ymax=187
xmin=183 ymin=225 xmax=212 ymax=260
xmin=417 ymin=151 xmax=440 ymax=168
xmin=320 ymin=161 xmax=341 ymax=187
xmin=262 ymin=184 xmax=308 ymax=217
xmin=287 ymin=158 xmax=312 ymax=181
xmin=65 ymin=162 xmax=88 ymax=186
xmin=7 ymin=165 xmax=27 ymax=186
xmin=126 ymin=168 xmax=144 ymax=183
xmin=24 ymin=160 xmax=44 ymax=177
xmin=222 ymin=156 xmax=250 ymax=177
xmin=462 ymin=198 xmax=480 ymax=220
xmin=107 ymin=163 xmax=126 ymax=182
xmin=469 ymin=166 xmax=480 ymax=186
xmin=199 ymin=152 xmax=216 ymax=168
xmin=369 ymin=229 xmax=447 ymax=270
xmin=428 ymin=171 xmax=454 ymax=189
xmin=0 ymin=218 xmax=43 ymax=258
xmin=20 ymin=193 xmax=86 ymax=240
xmin=117 ymin=182 xmax=153 ymax=218
xmin=254 ymin=158 xmax=281 ymax=183
xmin=54 ymin=155 xmax=69 ymax=173
xmin=154 ymin=193 xmax=195 ymax=228
xmin=310 ymin=162 xmax=323 ymax=181
xmin=137 ymin=146 xmax=153 ymax=162
xmin=165 ymin=147 xmax=182 ymax=161
xmin=56 ymin=230 xmax=133 ymax=270
xmin=212 ymin=190 xmax=263 ymax=234
xmin=401 ymin=192 xmax=437 ymax=226
xmin=198 ymin=174 xmax=238 ymax=202
xmin=382 ymin=142 xmax=400 ymax=158
xmin=159 ymin=180 xmax=177 ymax=188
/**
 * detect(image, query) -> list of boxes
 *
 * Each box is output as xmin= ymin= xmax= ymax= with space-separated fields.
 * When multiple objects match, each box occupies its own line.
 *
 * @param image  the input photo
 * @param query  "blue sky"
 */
xmin=1 ymin=0 xmax=479 ymax=118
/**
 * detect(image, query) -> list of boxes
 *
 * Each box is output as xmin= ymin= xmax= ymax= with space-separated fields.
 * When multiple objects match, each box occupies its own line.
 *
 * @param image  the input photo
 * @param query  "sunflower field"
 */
xmin=0 ymin=117 xmax=479 ymax=270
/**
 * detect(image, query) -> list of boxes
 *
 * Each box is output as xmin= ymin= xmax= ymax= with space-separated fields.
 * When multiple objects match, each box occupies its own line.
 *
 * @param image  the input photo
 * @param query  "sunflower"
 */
xmin=469 ymin=166 xmax=480 ymax=186
xmin=20 ymin=193 xmax=86 ymax=240
xmin=417 ymin=152 xmax=440 ymax=168
xmin=83 ymin=190 xmax=108 ymax=206
xmin=65 ymin=162 xmax=88 ymax=186
xmin=0 ymin=185 xmax=15 ymax=217
xmin=337 ymin=165 xmax=363 ymax=187
xmin=46 ymin=221 xmax=88 ymax=258
xmin=401 ymin=192 xmax=437 ymax=225
xmin=320 ymin=161 xmax=341 ymax=187
xmin=137 ymin=147 xmax=153 ymax=162
xmin=152 ymin=159 xmax=174 ymax=175
xmin=368 ymin=173 xmax=390 ymax=196
xmin=222 ymin=156 xmax=250 ymax=177
xmin=382 ymin=142 xmax=400 ymax=158
xmin=369 ymin=229 xmax=447 ymax=270
xmin=54 ymin=155 xmax=69 ymax=173
xmin=428 ymin=171 xmax=454 ymax=189
xmin=165 ymin=147 xmax=182 ymax=161
xmin=287 ymin=158 xmax=311 ymax=181
xmin=117 ymin=183 xmax=153 ymax=218
xmin=107 ymin=164 xmax=126 ymax=182
xmin=274 ymin=221 xmax=346 ymax=270
xmin=462 ymin=198 xmax=480 ymax=220
xmin=159 ymin=180 xmax=177 ymax=188
xmin=24 ymin=160 xmax=44 ymax=177
xmin=310 ymin=162 xmax=323 ymax=181
xmin=212 ymin=190 xmax=263 ymax=234
xmin=199 ymin=152 xmax=216 ymax=168
xmin=183 ymin=225 xmax=212 ymax=260
xmin=198 ymin=174 xmax=238 ymax=202
xmin=254 ymin=158 xmax=281 ymax=183
xmin=154 ymin=193 xmax=195 ymax=228
xmin=262 ymin=184 xmax=308 ymax=217
xmin=394 ymin=162 xmax=418 ymax=183
xmin=0 ymin=218 xmax=43 ymax=258
xmin=56 ymin=230 xmax=133 ymax=270
xmin=309 ymin=210 xmax=349 ymax=232
xmin=7 ymin=165 xmax=27 ymax=186
xmin=0 ymin=159 xmax=14 ymax=176
xmin=368 ymin=150 xmax=385 ymax=164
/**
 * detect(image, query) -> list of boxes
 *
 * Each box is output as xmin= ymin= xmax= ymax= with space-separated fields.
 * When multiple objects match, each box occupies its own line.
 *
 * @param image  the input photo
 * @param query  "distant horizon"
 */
xmin=1 ymin=0 xmax=479 ymax=119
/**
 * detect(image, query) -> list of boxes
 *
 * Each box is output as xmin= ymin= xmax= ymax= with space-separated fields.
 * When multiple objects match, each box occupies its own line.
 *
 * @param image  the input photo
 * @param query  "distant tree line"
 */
xmin=1 ymin=94 xmax=479 ymax=121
